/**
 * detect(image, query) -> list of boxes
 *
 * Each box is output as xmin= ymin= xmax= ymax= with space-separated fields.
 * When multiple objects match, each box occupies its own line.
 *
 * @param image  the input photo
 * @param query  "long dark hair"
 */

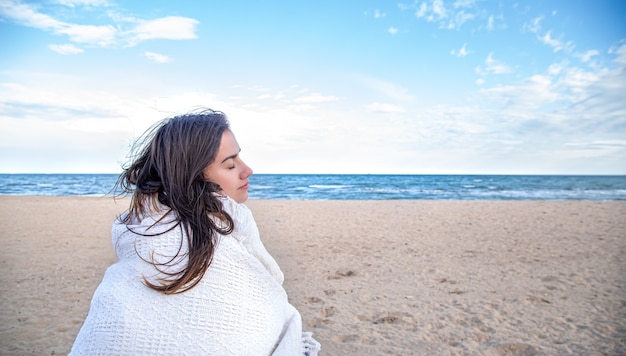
xmin=115 ymin=108 xmax=234 ymax=294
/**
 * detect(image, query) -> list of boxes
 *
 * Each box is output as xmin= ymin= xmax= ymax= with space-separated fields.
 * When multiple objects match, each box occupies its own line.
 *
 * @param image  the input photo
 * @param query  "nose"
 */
xmin=241 ymin=160 xmax=253 ymax=178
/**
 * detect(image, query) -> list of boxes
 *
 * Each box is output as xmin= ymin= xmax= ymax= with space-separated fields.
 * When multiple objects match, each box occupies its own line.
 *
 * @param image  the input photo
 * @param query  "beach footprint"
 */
xmin=328 ymin=269 xmax=357 ymax=280
xmin=331 ymin=334 xmax=361 ymax=344
xmin=489 ymin=342 xmax=544 ymax=355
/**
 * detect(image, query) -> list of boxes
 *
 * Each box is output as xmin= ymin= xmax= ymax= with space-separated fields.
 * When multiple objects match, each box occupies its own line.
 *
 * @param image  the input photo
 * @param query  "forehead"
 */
xmin=216 ymin=129 xmax=240 ymax=157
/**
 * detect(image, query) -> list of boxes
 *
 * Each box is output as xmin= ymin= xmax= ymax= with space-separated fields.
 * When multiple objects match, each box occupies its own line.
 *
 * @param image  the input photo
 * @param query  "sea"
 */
xmin=0 ymin=174 xmax=625 ymax=200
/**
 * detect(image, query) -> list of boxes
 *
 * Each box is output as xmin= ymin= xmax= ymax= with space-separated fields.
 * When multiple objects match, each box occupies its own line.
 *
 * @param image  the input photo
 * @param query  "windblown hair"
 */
xmin=115 ymin=108 xmax=234 ymax=294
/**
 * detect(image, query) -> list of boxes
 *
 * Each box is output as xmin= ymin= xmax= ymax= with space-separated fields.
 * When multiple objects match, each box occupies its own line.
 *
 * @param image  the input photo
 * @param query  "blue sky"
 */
xmin=1 ymin=0 xmax=625 ymax=174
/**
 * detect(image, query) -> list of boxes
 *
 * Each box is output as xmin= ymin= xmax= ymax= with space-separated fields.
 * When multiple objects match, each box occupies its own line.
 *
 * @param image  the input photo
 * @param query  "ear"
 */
xmin=201 ymin=166 xmax=212 ymax=182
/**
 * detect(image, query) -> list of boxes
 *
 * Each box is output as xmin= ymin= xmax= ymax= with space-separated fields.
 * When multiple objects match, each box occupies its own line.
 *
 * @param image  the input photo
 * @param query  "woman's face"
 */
xmin=203 ymin=129 xmax=253 ymax=203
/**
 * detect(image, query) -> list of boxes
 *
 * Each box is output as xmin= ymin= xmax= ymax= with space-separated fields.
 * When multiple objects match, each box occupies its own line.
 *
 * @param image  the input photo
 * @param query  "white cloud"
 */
xmin=2 ymin=2 xmax=625 ymax=175
xmin=474 ymin=44 xmax=626 ymax=154
xmin=558 ymin=66 xmax=600 ymax=100
xmin=415 ymin=2 xmax=427 ymax=18
xmin=293 ymin=93 xmax=339 ymax=104
xmin=354 ymin=75 xmax=413 ymax=101
xmin=451 ymin=43 xmax=469 ymax=57
xmin=415 ymin=0 xmax=447 ymax=22
xmin=366 ymin=102 xmax=405 ymax=113
xmin=577 ymin=50 xmax=599 ymax=63
xmin=144 ymin=51 xmax=170 ymax=63
xmin=58 ymin=23 xmax=118 ymax=46
xmin=408 ymin=0 xmax=485 ymax=30
xmin=530 ymin=28 xmax=575 ymax=54
xmin=0 ymin=1 xmax=64 ymax=29
xmin=256 ymin=92 xmax=285 ymax=101
xmin=453 ymin=0 xmax=476 ymax=9
xmin=374 ymin=9 xmax=385 ymax=18
xmin=55 ymin=0 xmax=109 ymax=7
xmin=487 ymin=53 xmax=511 ymax=73
xmin=0 ymin=1 xmax=198 ymax=50
xmin=0 ymin=78 xmax=154 ymax=172
xmin=229 ymin=85 xmax=339 ymax=111
xmin=486 ymin=15 xmax=494 ymax=30
xmin=388 ymin=26 xmax=398 ymax=35
xmin=479 ymin=74 xmax=558 ymax=109
xmin=564 ymin=140 xmax=626 ymax=150
xmin=523 ymin=16 xmax=542 ymax=34
xmin=131 ymin=16 xmax=198 ymax=41
xmin=609 ymin=43 xmax=626 ymax=65
xmin=1 ymin=58 xmax=624 ymax=174
xmin=49 ymin=43 xmax=84 ymax=54
xmin=540 ymin=31 xmax=562 ymax=52
xmin=432 ymin=0 xmax=447 ymax=20
xmin=56 ymin=0 xmax=109 ymax=8
xmin=547 ymin=62 xmax=564 ymax=75
xmin=448 ymin=10 xmax=474 ymax=29
xmin=476 ymin=52 xmax=512 ymax=75
xmin=0 ymin=0 xmax=116 ymax=47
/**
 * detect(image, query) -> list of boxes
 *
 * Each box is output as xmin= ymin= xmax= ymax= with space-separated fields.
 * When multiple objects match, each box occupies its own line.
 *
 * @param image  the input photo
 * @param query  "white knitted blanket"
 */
xmin=70 ymin=196 xmax=319 ymax=355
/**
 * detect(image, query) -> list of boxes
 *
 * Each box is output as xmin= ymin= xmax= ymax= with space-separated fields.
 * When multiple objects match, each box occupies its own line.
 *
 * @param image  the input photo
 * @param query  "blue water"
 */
xmin=0 ymin=174 xmax=625 ymax=200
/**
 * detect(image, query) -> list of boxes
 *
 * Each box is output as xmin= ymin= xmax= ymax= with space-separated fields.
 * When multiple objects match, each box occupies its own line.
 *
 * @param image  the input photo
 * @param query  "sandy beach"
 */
xmin=0 ymin=196 xmax=624 ymax=355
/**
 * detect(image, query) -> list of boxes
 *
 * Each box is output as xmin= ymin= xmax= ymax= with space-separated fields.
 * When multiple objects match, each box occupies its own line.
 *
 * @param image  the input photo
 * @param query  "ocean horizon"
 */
xmin=0 ymin=173 xmax=625 ymax=201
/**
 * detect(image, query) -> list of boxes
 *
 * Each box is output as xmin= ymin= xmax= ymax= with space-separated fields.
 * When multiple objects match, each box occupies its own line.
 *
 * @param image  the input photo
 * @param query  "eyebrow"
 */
xmin=220 ymin=149 xmax=241 ymax=164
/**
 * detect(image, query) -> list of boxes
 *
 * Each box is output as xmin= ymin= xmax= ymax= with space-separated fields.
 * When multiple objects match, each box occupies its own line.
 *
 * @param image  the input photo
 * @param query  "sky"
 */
xmin=1 ymin=0 xmax=625 ymax=175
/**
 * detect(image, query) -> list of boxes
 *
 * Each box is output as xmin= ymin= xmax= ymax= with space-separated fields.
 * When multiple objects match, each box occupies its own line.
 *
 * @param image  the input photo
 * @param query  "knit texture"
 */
xmin=70 ymin=196 xmax=319 ymax=355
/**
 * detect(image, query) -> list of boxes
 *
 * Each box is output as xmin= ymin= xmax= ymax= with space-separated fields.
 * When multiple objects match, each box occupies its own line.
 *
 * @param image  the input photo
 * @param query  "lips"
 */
xmin=239 ymin=182 xmax=249 ymax=190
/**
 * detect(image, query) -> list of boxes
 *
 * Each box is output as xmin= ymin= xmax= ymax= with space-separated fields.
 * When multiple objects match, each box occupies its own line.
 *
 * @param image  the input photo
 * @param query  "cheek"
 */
xmin=207 ymin=171 xmax=226 ymax=189
xmin=216 ymin=171 xmax=237 ymax=189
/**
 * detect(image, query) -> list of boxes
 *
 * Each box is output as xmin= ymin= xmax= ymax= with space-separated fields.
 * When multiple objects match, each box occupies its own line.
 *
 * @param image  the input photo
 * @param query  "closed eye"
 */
xmin=220 ymin=149 xmax=241 ymax=164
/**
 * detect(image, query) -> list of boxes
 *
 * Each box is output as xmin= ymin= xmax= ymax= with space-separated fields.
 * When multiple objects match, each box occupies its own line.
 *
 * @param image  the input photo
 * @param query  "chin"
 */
xmin=232 ymin=192 xmax=248 ymax=203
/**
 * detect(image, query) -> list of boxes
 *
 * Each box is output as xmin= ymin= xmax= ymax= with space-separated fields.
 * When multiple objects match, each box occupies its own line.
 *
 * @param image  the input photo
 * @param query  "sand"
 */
xmin=0 ymin=196 xmax=624 ymax=355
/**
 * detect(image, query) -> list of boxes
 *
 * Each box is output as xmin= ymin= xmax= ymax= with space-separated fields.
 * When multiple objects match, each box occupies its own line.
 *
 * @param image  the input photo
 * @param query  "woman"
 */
xmin=70 ymin=109 xmax=320 ymax=355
